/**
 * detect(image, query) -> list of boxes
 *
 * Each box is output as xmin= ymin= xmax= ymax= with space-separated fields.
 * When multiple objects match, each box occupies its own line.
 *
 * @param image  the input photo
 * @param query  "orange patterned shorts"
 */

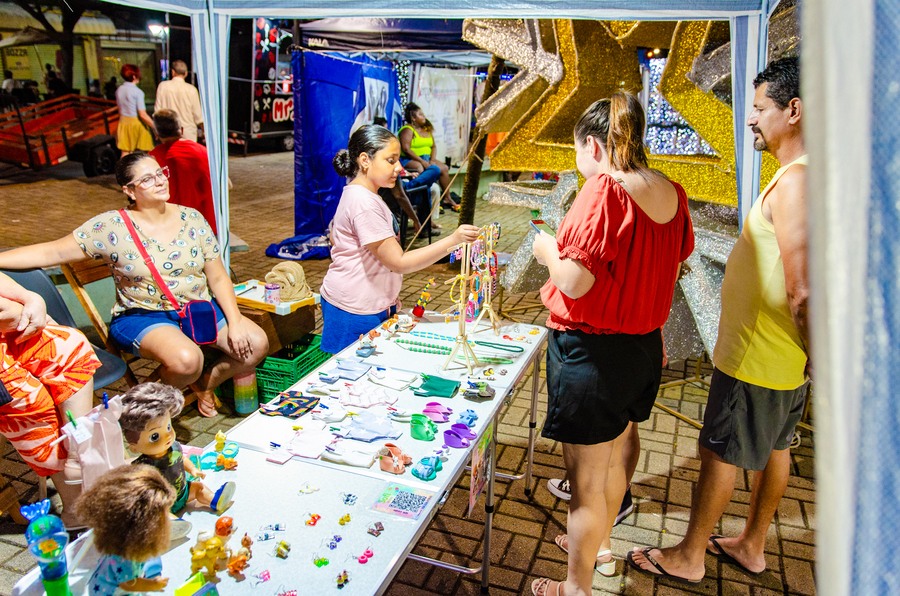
xmin=0 ymin=325 xmax=101 ymax=476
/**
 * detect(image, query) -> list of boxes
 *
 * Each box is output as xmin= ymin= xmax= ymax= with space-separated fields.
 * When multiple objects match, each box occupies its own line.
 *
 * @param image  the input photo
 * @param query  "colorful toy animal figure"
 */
xmin=214 ymin=430 xmax=227 ymax=453
xmin=227 ymin=533 xmax=253 ymax=576
xmin=190 ymin=532 xmax=225 ymax=577
xmin=216 ymin=454 xmax=238 ymax=470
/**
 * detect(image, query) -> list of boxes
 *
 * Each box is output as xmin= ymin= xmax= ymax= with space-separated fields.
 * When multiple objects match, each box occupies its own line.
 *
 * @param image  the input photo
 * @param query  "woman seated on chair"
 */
xmin=0 ymin=271 xmax=99 ymax=525
xmin=0 ymin=153 xmax=268 ymax=418
xmin=398 ymin=102 xmax=458 ymax=211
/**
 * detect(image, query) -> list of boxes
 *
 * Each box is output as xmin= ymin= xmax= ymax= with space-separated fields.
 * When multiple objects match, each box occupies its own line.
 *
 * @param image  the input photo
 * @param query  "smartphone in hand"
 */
xmin=530 ymin=219 xmax=555 ymax=236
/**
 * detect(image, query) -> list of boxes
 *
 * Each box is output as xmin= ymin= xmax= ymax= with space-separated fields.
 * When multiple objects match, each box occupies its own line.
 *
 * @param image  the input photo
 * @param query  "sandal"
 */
xmin=456 ymin=409 xmax=478 ymax=428
xmin=450 ymin=423 xmax=476 ymax=440
xmin=531 ymin=578 xmax=562 ymax=596
xmin=377 ymin=448 xmax=406 ymax=474
xmin=443 ymin=429 xmax=470 ymax=449
xmin=196 ymin=391 xmax=218 ymax=418
xmin=383 ymin=443 xmax=413 ymax=465
xmin=554 ymin=534 xmax=617 ymax=576
xmin=411 ymin=458 xmax=437 ymax=481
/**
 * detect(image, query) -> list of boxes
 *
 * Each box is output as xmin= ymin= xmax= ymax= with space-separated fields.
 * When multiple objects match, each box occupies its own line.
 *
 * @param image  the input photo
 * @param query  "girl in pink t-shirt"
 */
xmin=320 ymin=125 xmax=479 ymax=353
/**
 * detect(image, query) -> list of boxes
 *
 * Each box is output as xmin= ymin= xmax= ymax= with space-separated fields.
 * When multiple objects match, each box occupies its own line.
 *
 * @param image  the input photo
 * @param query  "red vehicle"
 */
xmin=0 ymin=94 xmax=120 ymax=176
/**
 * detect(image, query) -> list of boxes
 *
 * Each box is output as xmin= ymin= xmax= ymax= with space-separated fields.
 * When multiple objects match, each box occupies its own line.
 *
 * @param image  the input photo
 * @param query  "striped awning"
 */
xmin=0 ymin=2 xmax=117 ymax=36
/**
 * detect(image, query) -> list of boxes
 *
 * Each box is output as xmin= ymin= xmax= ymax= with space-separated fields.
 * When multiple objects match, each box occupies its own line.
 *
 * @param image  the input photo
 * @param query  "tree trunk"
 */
xmin=58 ymin=33 xmax=75 ymax=89
xmin=458 ymin=54 xmax=504 ymax=226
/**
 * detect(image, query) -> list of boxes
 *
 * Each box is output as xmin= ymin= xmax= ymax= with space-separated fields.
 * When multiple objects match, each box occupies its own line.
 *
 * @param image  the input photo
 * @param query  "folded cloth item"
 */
xmin=340 ymin=385 xmax=397 ymax=409
xmin=367 ymin=369 xmax=418 ymax=391
xmin=334 ymin=411 xmax=402 ymax=443
xmin=260 ymin=392 xmax=319 ymax=418
xmin=335 ymin=359 xmax=372 ymax=381
xmin=287 ymin=428 xmax=337 ymax=459
xmin=311 ymin=397 xmax=348 ymax=423
xmin=412 ymin=374 xmax=461 ymax=398
xmin=320 ymin=441 xmax=378 ymax=468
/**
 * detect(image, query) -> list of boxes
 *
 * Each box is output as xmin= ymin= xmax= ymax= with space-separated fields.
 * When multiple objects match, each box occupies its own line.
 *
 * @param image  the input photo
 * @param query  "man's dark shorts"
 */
xmin=699 ymin=368 xmax=809 ymax=470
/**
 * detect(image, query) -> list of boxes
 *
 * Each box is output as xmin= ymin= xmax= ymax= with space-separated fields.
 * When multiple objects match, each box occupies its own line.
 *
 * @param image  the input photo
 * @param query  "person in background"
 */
xmin=88 ymin=78 xmax=102 ymax=98
xmin=116 ymin=65 xmax=155 ymax=156
xmin=150 ymin=109 xmax=218 ymax=235
xmin=628 ymin=56 xmax=809 ymax=585
xmin=321 ymin=124 xmax=479 ymax=354
xmin=45 ymin=71 xmax=69 ymax=99
xmin=1 ymin=71 xmax=14 ymax=93
xmin=103 ymin=76 xmax=118 ymax=101
xmin=530 ymin=92 xmax=694 ymax=596
xmin=155 ymin=60 xmax=204 ymax=143
xmin=0 ymin=153 xmax=267 ymax=418
xmin=398 ymin=102 xmax=458 ymax=211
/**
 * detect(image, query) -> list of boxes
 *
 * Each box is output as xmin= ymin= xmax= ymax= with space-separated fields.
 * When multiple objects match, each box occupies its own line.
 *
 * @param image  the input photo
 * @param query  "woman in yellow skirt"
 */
xmin=116 ymin=64 xmax=155 ymax=155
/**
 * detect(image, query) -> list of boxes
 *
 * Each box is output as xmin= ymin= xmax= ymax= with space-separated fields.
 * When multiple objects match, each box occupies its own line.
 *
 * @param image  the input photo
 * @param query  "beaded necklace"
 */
xmin=394 ymin=338 xmax=452 ymax=355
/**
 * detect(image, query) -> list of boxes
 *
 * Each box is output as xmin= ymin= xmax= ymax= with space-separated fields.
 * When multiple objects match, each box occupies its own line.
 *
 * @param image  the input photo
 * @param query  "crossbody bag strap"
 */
xmin=118 ymin=209 xmax=183 ymax=313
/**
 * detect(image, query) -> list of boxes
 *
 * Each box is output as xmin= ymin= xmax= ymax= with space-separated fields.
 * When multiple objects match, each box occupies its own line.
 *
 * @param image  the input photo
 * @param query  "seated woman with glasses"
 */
xmin=0 ymin=153 xmax=268 ymax=418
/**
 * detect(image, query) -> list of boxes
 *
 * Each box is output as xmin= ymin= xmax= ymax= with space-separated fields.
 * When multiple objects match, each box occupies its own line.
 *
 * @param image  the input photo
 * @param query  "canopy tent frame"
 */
xmin=97 ymin=5 xmax=863 ymax=596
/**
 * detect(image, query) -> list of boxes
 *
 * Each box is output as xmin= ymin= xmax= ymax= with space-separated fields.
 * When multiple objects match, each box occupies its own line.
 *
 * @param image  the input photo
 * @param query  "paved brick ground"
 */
xmin=0 ymin=153 xmax=816 ymax=595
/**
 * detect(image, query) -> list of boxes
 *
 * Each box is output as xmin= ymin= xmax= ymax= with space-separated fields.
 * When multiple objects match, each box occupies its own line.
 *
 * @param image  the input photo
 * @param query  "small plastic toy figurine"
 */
xmin=355 ymin=333 xmax=376 ymax=358
xmin=227 ymin=533 xmax=253 ymax=575
xmin=214 ymin=430 xmax=227 ymax=453
xmin=216 ymin=454 xmax=238 ymax=470
xmin=120 ymin=383 xmax=236 ymax=514
xmin=75 ymin=465 xmax=175 ymax=595
xmin=189 ymin=531 xmax=225 ymax=577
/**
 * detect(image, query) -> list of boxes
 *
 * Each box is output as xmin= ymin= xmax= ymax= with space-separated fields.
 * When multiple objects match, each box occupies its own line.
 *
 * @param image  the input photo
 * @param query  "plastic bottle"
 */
xmin=232 ymin=371 xmax=259 ymax=415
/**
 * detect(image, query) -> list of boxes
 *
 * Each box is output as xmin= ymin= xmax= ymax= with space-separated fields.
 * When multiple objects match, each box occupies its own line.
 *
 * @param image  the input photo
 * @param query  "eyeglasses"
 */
xmin=127 ymin=167 xmax=169 ymax=189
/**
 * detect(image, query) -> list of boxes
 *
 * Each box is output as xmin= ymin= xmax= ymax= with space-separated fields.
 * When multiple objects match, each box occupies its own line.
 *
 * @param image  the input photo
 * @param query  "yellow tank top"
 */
xmin=398 ymin=124 xmax=434 ymax=158
xmin=712 ymin=155 xmax=808 ymax=390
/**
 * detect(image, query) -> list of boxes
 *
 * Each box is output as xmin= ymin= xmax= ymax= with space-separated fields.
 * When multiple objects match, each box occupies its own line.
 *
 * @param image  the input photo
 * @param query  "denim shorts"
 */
xmin=698 ymin=368 xmax=809 ymax=470
xmin=542 ymin=329 xmax=663 ymax=445
xmin=320 ymin=297 xmax=396 ymax=354
xmin=400 ymin=154 xmax=431 ymax=168
xmin=109 ymin=299 xmax=226 ymax=356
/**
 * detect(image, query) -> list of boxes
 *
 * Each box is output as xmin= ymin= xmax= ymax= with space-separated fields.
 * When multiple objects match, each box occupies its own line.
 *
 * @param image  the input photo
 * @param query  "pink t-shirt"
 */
xmin=320 ymin=184 xmax=401 ymax=315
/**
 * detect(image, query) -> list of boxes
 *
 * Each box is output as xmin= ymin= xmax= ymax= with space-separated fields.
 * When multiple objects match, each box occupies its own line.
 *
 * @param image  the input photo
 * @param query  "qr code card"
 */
xmin=372 ymin=483 xmax=434 ymax=520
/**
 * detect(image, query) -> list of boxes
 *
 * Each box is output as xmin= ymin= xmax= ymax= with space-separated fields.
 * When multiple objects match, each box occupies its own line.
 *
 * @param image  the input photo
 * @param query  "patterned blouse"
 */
xmin=73 ymin=207 xmax=220 ymax=315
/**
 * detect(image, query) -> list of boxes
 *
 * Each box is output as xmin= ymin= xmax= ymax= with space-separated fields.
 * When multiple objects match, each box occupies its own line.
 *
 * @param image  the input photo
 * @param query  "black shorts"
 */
xmin=698 ymin=368 xmax=809 ymax=471
xmin=542 ymin=329 xmax=663 ymax=445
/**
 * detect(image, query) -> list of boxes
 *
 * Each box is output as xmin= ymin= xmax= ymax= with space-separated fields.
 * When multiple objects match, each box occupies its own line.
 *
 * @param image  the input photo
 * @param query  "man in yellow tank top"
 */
xmin=629 ymin=57 xmax=809 ymax=583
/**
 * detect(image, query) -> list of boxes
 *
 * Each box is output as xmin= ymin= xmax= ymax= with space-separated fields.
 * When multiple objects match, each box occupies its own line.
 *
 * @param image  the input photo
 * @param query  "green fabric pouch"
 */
xmin=412 ymin=375 xmax=460 ymax=398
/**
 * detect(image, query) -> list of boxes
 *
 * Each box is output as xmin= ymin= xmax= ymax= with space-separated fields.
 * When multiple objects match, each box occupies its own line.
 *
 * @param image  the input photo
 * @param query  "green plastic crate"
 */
xmin=255 ymin=334 xmax=331 ymax=402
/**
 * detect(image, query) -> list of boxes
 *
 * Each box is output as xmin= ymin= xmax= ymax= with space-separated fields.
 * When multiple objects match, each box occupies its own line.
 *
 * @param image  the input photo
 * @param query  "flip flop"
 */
xmin=196 ymin=392 xmax=218 ymax=418
xmin=531 ymin=578 xmax=561 ymax=596
xmin=443 ymin=429 xmax=470 ymax=449
xmin=625 ymin=547 xmax=702 ymax=584
xmin=706 ymin=534 xmax=764 ymax=576
xmin=553 ymin=534 xmax=616 ymax=576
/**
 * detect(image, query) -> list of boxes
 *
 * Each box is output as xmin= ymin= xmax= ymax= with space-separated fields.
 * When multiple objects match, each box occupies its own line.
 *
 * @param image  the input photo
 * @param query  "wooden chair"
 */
xmin=60 ymin=259 xmax=141 ymax=386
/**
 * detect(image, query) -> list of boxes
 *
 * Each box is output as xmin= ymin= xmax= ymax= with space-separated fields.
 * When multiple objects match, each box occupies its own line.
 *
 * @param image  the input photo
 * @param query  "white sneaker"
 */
xmin=547 ymin=478 xmax=571 ymax=501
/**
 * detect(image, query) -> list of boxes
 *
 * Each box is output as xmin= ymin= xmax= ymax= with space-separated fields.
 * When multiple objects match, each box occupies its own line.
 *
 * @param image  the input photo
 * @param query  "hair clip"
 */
xmin=367 ymin=521 xmax=384 ymax=537
xmin=336 ymin=569 xmax=350 ymax=589
xmin=306 ymin=513 xmax=321 ymax=526
xmin=253 ymin=570 xmax=271 ymax=586
xmin=298 ymin=481 xmax=319 ymax=495
xmin=338 ymin=513 xmax=351 ymax=526
xmin=257 ymin=531 xmax=277 ymax=541
xmin=341 ymin=493 xmax=357 ymax=506
xmin=261 ymin=522 xmax=286 ymax=531
xmin=274 ymin=540 xmax=291 ymax=559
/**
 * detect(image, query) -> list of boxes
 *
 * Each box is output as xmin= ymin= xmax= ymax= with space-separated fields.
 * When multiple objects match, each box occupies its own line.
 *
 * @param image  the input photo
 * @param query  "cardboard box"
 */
xmin=233 ymin=279 xmax=317 ymax=315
